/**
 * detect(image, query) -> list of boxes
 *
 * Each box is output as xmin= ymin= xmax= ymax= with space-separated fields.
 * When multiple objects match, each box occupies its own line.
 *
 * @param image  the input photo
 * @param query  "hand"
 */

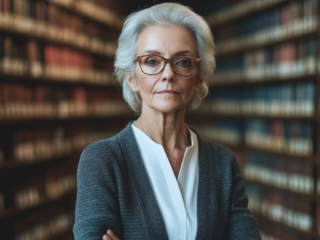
xmin=102 ymin=229 xmax=120 ymax=240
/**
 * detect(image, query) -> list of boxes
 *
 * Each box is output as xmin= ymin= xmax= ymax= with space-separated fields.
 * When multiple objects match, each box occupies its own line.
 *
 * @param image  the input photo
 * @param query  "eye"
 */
xmin=176 ymin=58 xmax=190 ymax=67
xmin=146 ymin=59 xmax=159 ymax=67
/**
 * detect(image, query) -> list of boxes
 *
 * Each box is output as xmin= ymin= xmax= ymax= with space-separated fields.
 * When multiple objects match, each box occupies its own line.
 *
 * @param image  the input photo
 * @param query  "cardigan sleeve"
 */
xmin=227 ymin=153 xmax=262 ymax=240
xmin=73 ymin=142 xmax=123 ymax=240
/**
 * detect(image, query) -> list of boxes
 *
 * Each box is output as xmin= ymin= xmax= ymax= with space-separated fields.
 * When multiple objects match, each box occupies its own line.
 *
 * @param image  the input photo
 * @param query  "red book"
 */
xmin=281 ymin=5 xmax=289 ymax=26
xmin=73 ymin=87 xmax=86 ymax=103
xmin=3 ymin=0 xmax=10 ymax=15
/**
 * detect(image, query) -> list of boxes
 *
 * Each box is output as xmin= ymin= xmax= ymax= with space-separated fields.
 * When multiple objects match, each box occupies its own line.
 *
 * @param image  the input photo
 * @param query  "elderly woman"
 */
xmin=73 ymin=3 xmax=261 ymax=240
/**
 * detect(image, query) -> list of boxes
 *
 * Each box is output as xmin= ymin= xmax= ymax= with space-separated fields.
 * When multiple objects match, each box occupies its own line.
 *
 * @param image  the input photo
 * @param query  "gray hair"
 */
xmin=114 ymin=3 xmax=216 ymax=114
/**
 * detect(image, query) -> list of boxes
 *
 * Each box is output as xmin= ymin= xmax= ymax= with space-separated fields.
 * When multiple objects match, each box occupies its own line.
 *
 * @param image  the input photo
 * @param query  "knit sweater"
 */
xmin=73 ymin=121 xmax=262 ymax=240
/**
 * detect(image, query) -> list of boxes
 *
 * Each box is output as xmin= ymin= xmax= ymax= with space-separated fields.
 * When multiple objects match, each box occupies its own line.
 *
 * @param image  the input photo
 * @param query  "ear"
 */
xmin=197 ymin=78 xmax=204 ymax=89
xmin=125 ymin=71 xmax=139 ymax=93
xmin=197 ymin=70 xmax=207 ymax=89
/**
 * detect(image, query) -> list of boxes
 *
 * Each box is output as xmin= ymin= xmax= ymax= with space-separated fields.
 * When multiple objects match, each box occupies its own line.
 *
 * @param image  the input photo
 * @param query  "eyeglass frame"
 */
xmin=134 ymin=55 xmax=201 ymax=77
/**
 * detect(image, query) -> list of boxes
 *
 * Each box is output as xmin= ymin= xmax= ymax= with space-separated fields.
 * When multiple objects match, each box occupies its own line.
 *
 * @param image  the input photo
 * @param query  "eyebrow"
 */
xmin=142 ymin=50 xmax=194 ymax=56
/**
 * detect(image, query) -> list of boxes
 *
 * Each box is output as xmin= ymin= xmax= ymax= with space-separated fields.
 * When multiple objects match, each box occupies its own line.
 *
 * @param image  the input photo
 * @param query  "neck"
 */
xmin=134 ymin=105 xmax=191 ymax=151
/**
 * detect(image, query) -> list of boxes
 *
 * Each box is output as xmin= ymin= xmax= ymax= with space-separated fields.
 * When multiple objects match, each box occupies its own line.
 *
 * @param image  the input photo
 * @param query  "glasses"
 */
xmin=135 ymin=55 xmax=201 ymax=77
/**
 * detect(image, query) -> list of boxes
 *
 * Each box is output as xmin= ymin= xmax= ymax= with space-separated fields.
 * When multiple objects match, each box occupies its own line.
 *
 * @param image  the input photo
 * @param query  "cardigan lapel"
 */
xmin=117 ymin=121 xmax=168 ymax=240
xmin=192 ymin=128 xmax=217 ymax=240
xmin=117 ymin=122 xmax=216 ymax=239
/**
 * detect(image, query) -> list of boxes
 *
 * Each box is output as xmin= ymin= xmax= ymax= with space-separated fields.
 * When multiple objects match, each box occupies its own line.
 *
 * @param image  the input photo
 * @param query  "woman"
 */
xmin=73 ymin=3 xmax=261 ymax=240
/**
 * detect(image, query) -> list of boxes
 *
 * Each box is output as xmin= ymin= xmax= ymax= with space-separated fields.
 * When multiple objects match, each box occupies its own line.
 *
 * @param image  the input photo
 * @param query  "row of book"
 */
xmin=247 ymin=185 xmax=313 ymax=233
xmin=0 ymin=1 xmax=118 ymax=57
xmin=15 ymin=211 xmax=73 ymax=240
xmin=213 ymin=38 xmax=317 ymax=84
xmin=260 ymin=231 xmax=282 ymax=240
xmin=215 ymin=0 xmax=316 ymax=41
xmin=0 ymin=37 xmax=116 ymax=83
xmin=205 ymin=0 xmax=283 ymax=25
xmin=259 ymin=224 xmax=305 ymax=240
xmin=1 ymin=162 xmax=75 ymax=209
xmin=47 ymin=0 xmax=123 ymax=29
xmin=14 ymin=173 xmax=75 ymax=209
xmin=192 ymin=120 xmax=314 ymax=156
xmin=208 ymin=82 xmax=314 ymax=116
xmin=7 ymin=127 xmax=119 ymax=163
xmin=0 ymin=84 xmax=120 ymax=103
xmin=0 ymin=84 xmax=131 ymax=119
xmin=245 ymin=120 xmax=313 ymax=156
xmin=192 ymin=122 xmax=241 ymax=146
xmin=243 ymin=152 xmax=314 ymax=195
xmin=0 ymin=100 xmax=130 ymax=119
xmin=214 ymin=0 xmax=317 ymax=54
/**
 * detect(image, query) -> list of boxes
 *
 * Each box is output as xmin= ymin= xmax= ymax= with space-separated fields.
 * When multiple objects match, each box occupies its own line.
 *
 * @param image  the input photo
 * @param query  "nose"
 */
xmin=161 ymin=62 xmax=176 ymax=82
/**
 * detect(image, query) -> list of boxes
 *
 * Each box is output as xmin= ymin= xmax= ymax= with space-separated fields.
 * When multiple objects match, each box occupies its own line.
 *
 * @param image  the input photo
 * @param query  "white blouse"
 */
xmin=131 ymin=122 xmax=199 ymax=240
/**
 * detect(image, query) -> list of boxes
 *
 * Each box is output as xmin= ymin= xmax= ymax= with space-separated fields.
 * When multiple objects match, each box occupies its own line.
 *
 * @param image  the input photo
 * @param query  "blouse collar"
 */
xmin=117 ymin=120 xmax=217 ymax=240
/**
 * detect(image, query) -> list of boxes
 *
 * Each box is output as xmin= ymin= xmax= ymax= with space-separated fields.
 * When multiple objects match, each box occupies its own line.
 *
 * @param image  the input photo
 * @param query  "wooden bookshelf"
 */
xmin=0 ymin=72 xmax=119 ymax=88
xmin=199 ymin=0 xmax=320 ymax=238
xmin=210 ymin=74 xmax=318 ymax=88
xmin=195 ymin=113 xmax=318 ymax=122
xmin=206 ymin=141 xmax=318 ymax=164
xmin=0 ymin=25 xmax=116 ymax=59
xmin=255 ymin=214 xmax=318 ymax=239
xmin=206 ymin=0 xmax=290 ymax=28
xmin=0 ymin=190 xmax=76 ymax=222
xmin=50 ymin=227 xmax=74 ymax=240
xmin=41 ymin=0 xmax=125 ymax=30
xmin=0 ymin=114 xmax=135 ymax=125
xmin=216 ymin=26 xmax=317 ymax=58
xmin=0 ymin=1 xmax=134 ymax=239
xmin=0 ymin=151 xmax=81 ymax=171
xmin=244 ymin=178 xmax=317 ymax=203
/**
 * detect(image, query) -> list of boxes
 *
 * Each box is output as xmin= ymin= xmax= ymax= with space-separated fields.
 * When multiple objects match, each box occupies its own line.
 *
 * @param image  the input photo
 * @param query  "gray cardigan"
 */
xmin=73 ymin=121 xmax=262 ymax=240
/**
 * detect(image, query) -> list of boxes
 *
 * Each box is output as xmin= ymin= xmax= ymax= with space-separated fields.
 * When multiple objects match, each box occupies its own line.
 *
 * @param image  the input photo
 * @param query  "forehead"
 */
xmin=136 ymin=25 xmax=197 ymax=56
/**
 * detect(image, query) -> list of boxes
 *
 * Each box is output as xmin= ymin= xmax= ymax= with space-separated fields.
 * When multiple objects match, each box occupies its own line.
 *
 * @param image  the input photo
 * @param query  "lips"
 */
xmin=157 ymin=90 xmax=178 ymax=94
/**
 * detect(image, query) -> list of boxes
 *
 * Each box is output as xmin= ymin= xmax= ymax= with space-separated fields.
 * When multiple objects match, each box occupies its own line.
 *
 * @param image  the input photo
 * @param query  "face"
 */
xmin=127 ymin=24 xmax=202 ymax=114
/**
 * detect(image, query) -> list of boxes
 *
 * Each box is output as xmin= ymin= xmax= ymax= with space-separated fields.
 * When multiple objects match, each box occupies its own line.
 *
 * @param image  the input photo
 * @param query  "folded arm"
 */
xmin=73 ymin=143 xmax=123 ymax=240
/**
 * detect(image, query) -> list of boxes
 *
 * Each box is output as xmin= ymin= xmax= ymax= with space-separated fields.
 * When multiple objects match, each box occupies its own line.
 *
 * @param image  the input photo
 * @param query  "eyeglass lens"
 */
xmin=139 ymin=56 xmax=196 ymax=76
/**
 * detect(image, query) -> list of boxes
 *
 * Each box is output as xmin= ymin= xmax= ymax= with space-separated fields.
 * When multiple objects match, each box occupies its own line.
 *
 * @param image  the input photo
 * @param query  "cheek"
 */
xmin=181 ymin=77 xmax=197 ymax=95
xmin=139 ymin=76 xmax=156 ymax=94
xmin=135 ymin=68 xmax=157 ymax=94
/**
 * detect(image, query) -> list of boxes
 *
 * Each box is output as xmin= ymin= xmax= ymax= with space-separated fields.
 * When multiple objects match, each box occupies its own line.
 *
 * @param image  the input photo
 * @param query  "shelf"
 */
xmin=215 ymin=27 xmax=317 ymax=59
xmin=42 ymin=0 xmax=124 ymax=31
xmin=0 ymin=114 xmax=135 ymax=125
xmin=0 ymin=151 xmax=81 ymax=172
xmin=241 ymin=146 xmax=316 ymax=164
xmin=49 ymin=227 xmax=74 ymax=240
xmin=0 ymin=190 xmax=76 ymax=222
xmin=0 ymin=72 xmax=119 ymax=88
xmin=206 ymin=0 xmax=289 ymax=28
xmin=0 ymin=24 xmax=115 ymax=59
xmin=254 ymin=213 xmax=318 ymax=239
xmin=244 ymin=178 xmax=316 ymax=203
xmin=209 ymin=74 xmax=318 ymax=89
xmin=195 ymin=113 xmax=317 ymax=122
xmin=207 ymin=142 xmax=317 ymax=164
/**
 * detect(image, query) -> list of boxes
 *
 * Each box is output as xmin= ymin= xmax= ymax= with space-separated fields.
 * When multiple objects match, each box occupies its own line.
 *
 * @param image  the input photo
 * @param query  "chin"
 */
xmin=152 ymin=103 xmax=185 ymax=114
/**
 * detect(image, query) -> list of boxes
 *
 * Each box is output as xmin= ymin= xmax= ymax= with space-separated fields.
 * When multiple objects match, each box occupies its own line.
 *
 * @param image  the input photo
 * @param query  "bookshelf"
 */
xmin=0 ymin=0 xmax=134 ymax=239
xmin=187 ymin=0 xmax=320 ymax=239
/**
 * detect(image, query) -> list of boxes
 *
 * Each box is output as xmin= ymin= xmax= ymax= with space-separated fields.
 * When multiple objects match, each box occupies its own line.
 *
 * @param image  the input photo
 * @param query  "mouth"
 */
xmin=157 ymin=90 xmax=179 ymax=95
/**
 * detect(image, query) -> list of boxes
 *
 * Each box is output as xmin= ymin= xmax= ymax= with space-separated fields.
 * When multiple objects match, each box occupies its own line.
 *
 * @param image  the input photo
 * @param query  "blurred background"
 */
xmin=0 ymin=0 xmax=319 ymax=239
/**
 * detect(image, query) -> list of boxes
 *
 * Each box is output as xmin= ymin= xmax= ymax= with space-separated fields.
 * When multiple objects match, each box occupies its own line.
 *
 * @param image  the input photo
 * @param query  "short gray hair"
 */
xmin=114 ymin=3 xmax=216 ymax=114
